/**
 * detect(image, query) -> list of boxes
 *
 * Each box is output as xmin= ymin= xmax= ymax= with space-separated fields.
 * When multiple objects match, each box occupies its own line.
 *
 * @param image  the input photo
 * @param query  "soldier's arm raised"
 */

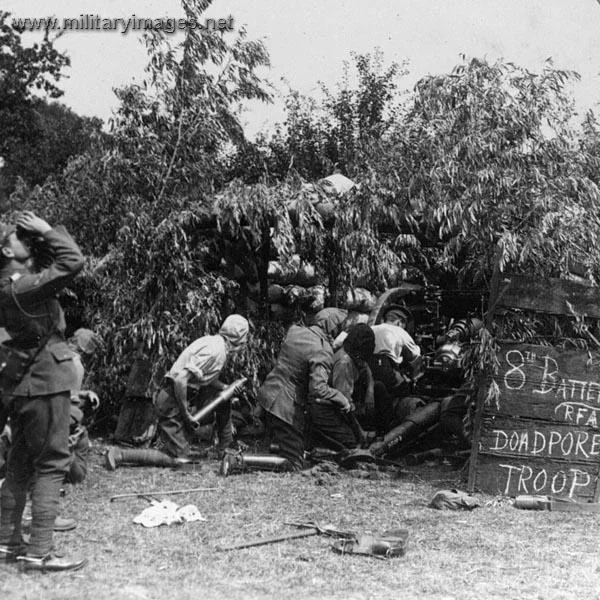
xmin=9 ymin=212 xmax=84 ymax=302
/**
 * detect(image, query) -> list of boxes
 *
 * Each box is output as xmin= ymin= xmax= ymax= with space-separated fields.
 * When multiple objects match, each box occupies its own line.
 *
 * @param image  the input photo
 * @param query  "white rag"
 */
xmin=133 ymin=500 xmax=207 ymax=528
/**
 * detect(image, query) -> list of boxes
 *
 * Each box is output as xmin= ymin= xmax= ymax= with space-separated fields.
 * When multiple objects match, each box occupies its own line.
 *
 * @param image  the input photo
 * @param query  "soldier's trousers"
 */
xmin=265 ymin=413 xmax=304 ymax=470
xmin=370 ymin=354 xmax=415 ymax=435
xmin=308 ymin=402 xmax=358 ymax=450
xmin=154 ymin=384 xmax=232 ymax=457
xmin=0 ymin=392 xmax=71 ymax=556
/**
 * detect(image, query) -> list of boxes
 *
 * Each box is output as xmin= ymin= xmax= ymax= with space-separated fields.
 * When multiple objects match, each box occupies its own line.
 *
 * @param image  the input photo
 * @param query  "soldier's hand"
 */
xmin=233 ymin=378 xmax=247 ymax=395
xmin=339 ymin=397 xmax=353 ymax=413
xmin=369 ymin=440 xmax=387 ymax=457
xmin=16 ymin=211 xmax=52 ymax=235
xmin=80 ymin=390 xmax=101 ymax=410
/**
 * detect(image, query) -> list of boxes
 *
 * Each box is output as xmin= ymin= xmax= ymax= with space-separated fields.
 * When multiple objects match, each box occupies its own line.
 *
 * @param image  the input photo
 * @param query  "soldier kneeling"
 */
xmin=105 ymin=315 xmax=249 ymax=469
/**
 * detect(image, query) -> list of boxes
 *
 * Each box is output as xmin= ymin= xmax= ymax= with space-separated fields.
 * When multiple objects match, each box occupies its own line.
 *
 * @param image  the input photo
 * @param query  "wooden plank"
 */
xmin=497 ymin=274 xmax=600 ymax=318
xmin=484 ymin=343 xmax=600 ymax=427
xmin=478 ymin=416 xmax=600 ymax=464
xmin=594 ymin=464 xmax=600 ymax=502
xmin=471 ymin=340 xmax=600 ymax=497
xmin=473 ymin=454 xmax=599 ymax=500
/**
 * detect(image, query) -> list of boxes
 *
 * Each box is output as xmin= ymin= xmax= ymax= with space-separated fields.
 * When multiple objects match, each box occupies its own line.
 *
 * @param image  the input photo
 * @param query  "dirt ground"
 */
xmin=1 ymin=441 xmax=599 ymax=600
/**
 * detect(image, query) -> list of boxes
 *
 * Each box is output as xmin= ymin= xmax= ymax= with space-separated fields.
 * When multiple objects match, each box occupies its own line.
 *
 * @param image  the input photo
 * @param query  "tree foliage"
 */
xmin=365 ymin=57 xmax=600 ymax=287
xmin=0 ymin=12 xmax=101 ymax=200
xmin=20 ymin=0 xmax=272 ymax=255
xmin=19 ymin=0 xmax=275 ymax=414
xmin=227 ymin=49 xmax=406 ymax=182
xmin=10 ymin=21 xmax=600 ymax=421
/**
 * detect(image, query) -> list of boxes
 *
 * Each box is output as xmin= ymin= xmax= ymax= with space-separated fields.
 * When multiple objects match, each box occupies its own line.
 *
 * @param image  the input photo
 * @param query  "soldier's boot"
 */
xmin=220 ymin=450 xmax=293 ymax=476
xmin=18 ymin=551 xmax=87 ymax=573
xmin=0 ymin=543 xmax=25 ymax=563
xmin=105 ymin=447 xmax=176 ymax=470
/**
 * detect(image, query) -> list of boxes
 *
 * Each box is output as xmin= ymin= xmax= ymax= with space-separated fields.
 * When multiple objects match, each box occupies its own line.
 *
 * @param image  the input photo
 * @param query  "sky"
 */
xmin=5 ymin=0 xmax=600 ymax=137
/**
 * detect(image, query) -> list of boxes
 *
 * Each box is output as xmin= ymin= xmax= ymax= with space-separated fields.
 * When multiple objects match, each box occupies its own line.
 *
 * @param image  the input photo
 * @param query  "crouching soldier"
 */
xmin=370 ymin=307 xmax=422 ymax=437
xmin=221 ymin=308 xmax=349 ymax=475
xmin=309 ymin=323 xmax=375 ymax=450
xmin=106 ymin=315 xmax=249 ymax=469
xmin=66 ymin=327 xmax=101 ymax=484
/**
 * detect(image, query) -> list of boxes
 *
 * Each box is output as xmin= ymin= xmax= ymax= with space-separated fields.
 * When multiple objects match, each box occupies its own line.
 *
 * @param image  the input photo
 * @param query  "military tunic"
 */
xmin=258 ymin=324 xmax=348 ymax=466
xmin=0 ymin=228 xmax=84 ymax=557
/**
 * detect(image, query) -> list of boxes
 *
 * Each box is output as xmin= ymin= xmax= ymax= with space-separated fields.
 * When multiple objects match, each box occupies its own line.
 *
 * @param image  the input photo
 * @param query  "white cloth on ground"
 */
xmin=133 ymin=500 xmax=206 ymax=527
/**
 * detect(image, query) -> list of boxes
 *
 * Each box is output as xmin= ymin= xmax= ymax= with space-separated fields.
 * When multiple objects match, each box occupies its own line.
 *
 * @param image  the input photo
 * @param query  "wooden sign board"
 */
xmin=469 ymin=342 xmax=600 ymax=500
xmin=496 ymin=274 xmax=600 ymax=319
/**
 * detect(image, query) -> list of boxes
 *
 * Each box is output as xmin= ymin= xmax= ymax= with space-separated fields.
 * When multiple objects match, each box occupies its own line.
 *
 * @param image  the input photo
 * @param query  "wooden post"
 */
xmin=468 ymin=244 xmax=502 ymax=492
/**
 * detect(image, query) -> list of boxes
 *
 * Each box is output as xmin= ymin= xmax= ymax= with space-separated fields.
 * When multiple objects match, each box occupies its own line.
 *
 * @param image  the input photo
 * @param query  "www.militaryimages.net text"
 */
xmin=12 ymin=14 xmax=235 ymax=34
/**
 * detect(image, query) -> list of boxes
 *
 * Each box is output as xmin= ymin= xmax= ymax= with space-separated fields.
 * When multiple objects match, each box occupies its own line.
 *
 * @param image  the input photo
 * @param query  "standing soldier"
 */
xmin=0 ymin=211 xmax=86 ymax=572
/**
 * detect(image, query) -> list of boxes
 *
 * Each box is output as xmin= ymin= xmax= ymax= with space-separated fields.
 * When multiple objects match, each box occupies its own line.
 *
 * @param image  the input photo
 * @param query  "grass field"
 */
xmin=1 ymin=441 xmax=599 ymax=600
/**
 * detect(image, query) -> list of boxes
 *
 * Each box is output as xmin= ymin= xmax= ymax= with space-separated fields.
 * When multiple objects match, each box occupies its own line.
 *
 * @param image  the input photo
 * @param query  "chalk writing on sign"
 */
xmin=473 ymin=343 xmax=600 ymax=500
xmin=496 ymin=347 xmax=600 ymax=428
xmin=497 ymin=463 xmax=593 ymax=498
xmin=488 ymin=429 xmax=600 ymax=460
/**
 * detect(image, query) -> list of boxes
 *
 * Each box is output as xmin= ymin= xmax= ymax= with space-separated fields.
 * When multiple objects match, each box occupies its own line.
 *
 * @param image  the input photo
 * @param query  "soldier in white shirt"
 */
xmin=370 ymin=307 xmax=424 ymax=436
xmin=106 ymin=315 xmax=248 ymax=469
xmin=154 ymin=315 xmax=249 ymax=457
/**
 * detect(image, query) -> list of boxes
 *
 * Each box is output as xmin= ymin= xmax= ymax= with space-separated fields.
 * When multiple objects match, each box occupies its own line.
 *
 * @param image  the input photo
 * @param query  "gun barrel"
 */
xmin=190 ymin=377 xmax=247 ymax=424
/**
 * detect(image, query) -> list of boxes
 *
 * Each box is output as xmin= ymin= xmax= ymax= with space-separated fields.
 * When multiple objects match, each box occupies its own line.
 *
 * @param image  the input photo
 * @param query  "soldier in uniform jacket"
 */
xmin=0 ymin=211 xmax=86 ymax=572
xmin=257 ymin=308 xmax=350 ymax=468
xmin=309 ymin=323 xmax=375 ymax=450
